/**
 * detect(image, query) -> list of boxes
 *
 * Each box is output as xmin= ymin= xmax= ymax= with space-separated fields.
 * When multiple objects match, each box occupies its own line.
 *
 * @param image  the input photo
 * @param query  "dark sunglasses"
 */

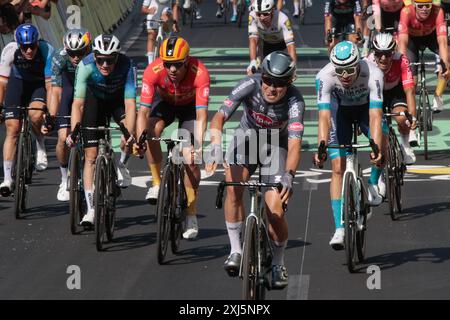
xmin=20 ymin=43 xmax=37 ymax=51
xmin=335 ymin=66 xmax=358 ymax=76
xmin=262 ymin=75 xmax=290 ymax=88
xmin=374 ymin=50 xmax=394 ymax=58
xmin=163 ymin=61 xmax=185 ymax=69
xmin=67 ymin=48 xmax=87 ymax=58
xmin=256 ymin=11 xmax=272 ymax=17
xmin=415 ymin=3 xmax=432 ymax=9
xmin=95 ymin=55 xmax=117 ymax=66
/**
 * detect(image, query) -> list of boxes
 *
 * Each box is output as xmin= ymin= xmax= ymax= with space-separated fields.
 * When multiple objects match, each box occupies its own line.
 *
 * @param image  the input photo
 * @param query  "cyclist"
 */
xmin=41 ymin=28 xmax=92 ymax=202
xmin=314 ymin=41 xmax=384 ymax=250
xmin=372 ymin=0 xmax=404 ymax=32
xmin=66 ymin=34 xmax=136 ymax=226
xmin=0 ymin=23 xmax=54 ymax=197
xmin=136 ymin=36 xmax=210 ymax=240
xmin=182 ymin=0 xmax=202 ymax=19
xmin=398 ymin=0 xmax=450 ymax=113
xmin=206 ymin=51 xmax=305 ymax=289
xmin=142 ymin=0 xmax=179 ymax=65
xmin=324 ymin=0 xmax=364 ymax=52
xmin=292 ymin=0 xmax=314 ymax=18
xmin=368 ymin=33 xmax=418 ymax=166
xmin=247 ymin=0 xmax=296 ymax=75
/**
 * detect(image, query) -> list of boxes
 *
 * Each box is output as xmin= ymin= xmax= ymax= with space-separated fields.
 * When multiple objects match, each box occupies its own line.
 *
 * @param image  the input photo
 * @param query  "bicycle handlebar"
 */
xmin=150 ymin=137 xmax=187 ymax=143
xmin=385 ymin=111 xmax=414 ymax=123
xmin=316 ymin=138 xmax=380 ymax=162
xmin=215 ymin=181 xmax=283 ymax=209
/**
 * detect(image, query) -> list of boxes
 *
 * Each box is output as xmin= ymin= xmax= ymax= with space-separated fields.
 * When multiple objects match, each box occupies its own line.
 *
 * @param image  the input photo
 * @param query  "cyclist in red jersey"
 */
xmin=398 ymin=0 xmax=450 ymax=113
xmin=368 ymin=33 xmax=418 ymax=167
xmin=136 ymin=36 xmax=210 ymax=240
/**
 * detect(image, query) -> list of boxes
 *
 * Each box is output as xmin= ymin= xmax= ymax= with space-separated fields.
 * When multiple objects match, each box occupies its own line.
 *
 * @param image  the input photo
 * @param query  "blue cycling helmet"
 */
xmin=15 ymin=24 xmax=40 ymax=45
xmin=330 ymin=41 xmax=360 ymax=68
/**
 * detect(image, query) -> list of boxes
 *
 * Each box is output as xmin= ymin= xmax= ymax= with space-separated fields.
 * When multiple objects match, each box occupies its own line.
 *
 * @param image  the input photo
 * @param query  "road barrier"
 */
xmin=0 ymin=0 xmax=137 ymax=50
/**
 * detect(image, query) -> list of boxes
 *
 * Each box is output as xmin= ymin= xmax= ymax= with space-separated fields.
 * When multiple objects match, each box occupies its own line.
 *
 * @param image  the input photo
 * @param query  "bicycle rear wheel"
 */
xmin=420 ymin=90 xmax=429 ymax=160
xmin=343 ymin=174 xmax=357 ymax=273
xmin=69 ymin=147 xmax=84 ymax=234
xmin=95 ymin=157 xmax=108 ymax=251
xmin=156 ymin=165 xmax=173 ymax=264
xmin=190 ymin=2 xmax=196 ymax=28
xmin=237 ymin=0 xmax=245 ymax=28
xmin=105 ymin=160 xmax=117 ymax=242
xmin=171 ymin=171 xmax=186 ymax=254
xmin=14 ymin=132 xmax=27 ymax=219
xmin=242 ymin=216 xmax=259 ymax=300
xmin=299 ymin=0 xmax=306 ymax=25
xmin=356 ymin=178 xmax=367 ymax=262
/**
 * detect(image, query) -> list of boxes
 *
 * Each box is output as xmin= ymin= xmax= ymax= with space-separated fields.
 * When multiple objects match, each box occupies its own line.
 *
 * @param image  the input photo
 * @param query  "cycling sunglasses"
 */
xmin=256 ymin=11 xmax=272 ymax=17
xmin=262 ymin=75 xmax=290 ymax=88
xmin=95 ymin=54 xmax=118 ymax=66
xmin=67 ymin=48 xmax=87 ymax=58
xmin=374 ymin=50 xmax=394 ymax=58
xmin=20 ymin=43 xmax=37 ymax=51
xmin=163 ymin=60 xmax=186 ymax=69
xmin=335 ymin=66 xmax=358 ymax=77
xmin=415 ymin=3 xmax=432 ymax=10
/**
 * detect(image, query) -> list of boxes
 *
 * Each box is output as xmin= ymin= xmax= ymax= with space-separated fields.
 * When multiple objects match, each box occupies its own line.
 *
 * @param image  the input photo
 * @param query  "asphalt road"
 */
xmin=2 ymin=0 xmax=450 ymax=301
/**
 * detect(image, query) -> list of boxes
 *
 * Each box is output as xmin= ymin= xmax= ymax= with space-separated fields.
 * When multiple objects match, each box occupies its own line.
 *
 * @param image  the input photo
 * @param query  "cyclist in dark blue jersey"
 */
xmin=0 ymin=23 xmax=54 ymax=197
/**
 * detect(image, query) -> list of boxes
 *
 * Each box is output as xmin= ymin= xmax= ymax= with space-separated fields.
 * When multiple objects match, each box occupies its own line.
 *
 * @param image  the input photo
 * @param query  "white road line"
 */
xmin=287 ymin=274 xmax=310 ymax=300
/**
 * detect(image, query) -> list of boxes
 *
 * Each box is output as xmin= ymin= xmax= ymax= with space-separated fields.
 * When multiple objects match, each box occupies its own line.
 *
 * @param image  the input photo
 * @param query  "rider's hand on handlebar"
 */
xmin=370 ymin=150 xmax=383 ymax=166
xmin=205 ymin=143 xmax=222 ymax=177
xmin=66 ymin=135 xmax=75 ymax=148
xmin=247 ymin=59 xmax=259 ymax=76
xmin=279 ymin=171 xmax=294 ymax=203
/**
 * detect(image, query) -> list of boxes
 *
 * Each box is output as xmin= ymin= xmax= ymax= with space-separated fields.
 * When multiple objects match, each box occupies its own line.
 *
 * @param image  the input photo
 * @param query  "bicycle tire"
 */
xmin=181 ymin=5 xmax=186 ymax=25
xmin=356 ymin=178 xmax=367 ymax=262
xmin=299 ymin=0 xmax=305 ymax=25
xmin=95 ymin=156 xmax=108 ymax=251
xmin=237 ymin=0 xmax=245 ymax=28
xmin=343 ymin=174 xmax=357 ymax=273
xmin=69 ymin=147 xmax=83 ymax=234
xmin=171 ymin=170 xmax=185 ymax=254
xmin=421 ymin=90 xmax=429 ymax=160
xmin=105 ymin=159 xmax=117 ymax=242
xmin=14 ymin=132 xmax=27 ymax=219
xmin=242 ymin=216 xmax=259 ymax=300
xmin=190 ymin=2 xmax=195 ymax=28
xmin=223 ymin=0 xmax=228 ymax=24
xmin=156 ymin=165 xmax=173 ymax=264
xmin=386 ymin=137 xmax=398 ymax=221
xmin=153 ymin=37 xmax=160 ymax=60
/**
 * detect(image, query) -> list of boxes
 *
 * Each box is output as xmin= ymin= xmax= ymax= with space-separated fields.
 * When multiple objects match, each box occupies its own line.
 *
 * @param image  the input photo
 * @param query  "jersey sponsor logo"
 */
xmin=439 ymin=24 xmax=447 ymax=35
xmin=223 ymin=98 xmax=233 ymax=108
xmin=201 ymin=87 xmax=209 ymax=99
xmin=249 ymin=109 xmax=280 ymax=127
xmin=288 ymin=122 xmax=304 ymax=132
xmin=375 ymin=79 xmax=382 ymax=99
xmin=289 ymin=103 xmax=299 ymax=118
xmin=249 ymin=14 xmax=254 ymax=25
xmin=231 ymin=78 xmax=254 ymax=96
xmin=152 ymin=63 xmax=164 ymax=73
xmin=284 ymin=19 xmax=292 ymax=31
xmin=142 ymin=82 xmax=151 ymax=95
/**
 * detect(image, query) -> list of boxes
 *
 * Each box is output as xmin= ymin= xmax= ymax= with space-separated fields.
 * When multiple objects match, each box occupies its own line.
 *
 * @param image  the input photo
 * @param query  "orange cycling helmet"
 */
xmin=160 ymin=36 xmax=190 ymax=62
xmin=413 ymin=0 xmax=433 ymax=3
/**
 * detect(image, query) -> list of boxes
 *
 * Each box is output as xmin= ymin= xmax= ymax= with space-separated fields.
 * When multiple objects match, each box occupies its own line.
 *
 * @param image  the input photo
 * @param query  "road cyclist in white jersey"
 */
xmin=314 ymin=41 xmax=385 ymax=250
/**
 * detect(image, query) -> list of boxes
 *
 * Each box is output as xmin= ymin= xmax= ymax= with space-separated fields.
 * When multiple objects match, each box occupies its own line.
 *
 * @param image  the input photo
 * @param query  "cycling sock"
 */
xmin=400 ymin=134 xmax=410 ymax=147
xmin=271 ymin=240 xmax=287 ymax=266
xmin=331 ymin=198 xmax=343 ymax=229
xmin=186 ymin=186 xmax=198 ymax=215
xmin=435 ymin=77 xmax=447 ymax=97
xmin=147 ymin=52 xmax=154 ymax=64
xmin=3 ymin=160 xmax=12 ymax=182
xmin=150 ymin=163 xmax=161 ymax=186
xmin=60 ymin=166 xmax=68 ymax=185
xmin=233 ymin=4 xmax=237 ymax=15
xmin=84 ymin=189 xmax=94 ymax=212
xmin=226 ymin=221 xmax=243 ymax=254
xmin=36 ymin=135 xmax=46 ymax=153
xmin=120 ymin=150 xmax=129 ymax=166
xmin=363 ymin=35 xmax=370 ymax=50
xmin=294 ymin=1 xmax=299 ymax=14
xmin=369 ymin=166 xmax=382 ymax=185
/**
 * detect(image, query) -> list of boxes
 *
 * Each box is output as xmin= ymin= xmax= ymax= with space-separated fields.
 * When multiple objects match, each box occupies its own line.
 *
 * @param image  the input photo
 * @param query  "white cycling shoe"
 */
xmin=116 ymin=162 xmax=131 ymax=188
xmin=0 ymin=180 xmax=13 ymax=197
xmin=368 ymin=184 xmax=383 ymax=206
xmin=35 ymin=150 xmax=48 ymax=171
xmin=57 ymin=182 xmax=70 ymax=202
xmin=81 ymin=208 xmax=95 ymax=226
xmin=432 ymin=95 xmax=444 ymax=113
xmin=145 ymin=185 xmax=160 ymax=205
xmin=378 ymin=172 xmax=386 ymax=199
xmin=183 ymin=215 xmax=199 ymax=239
xmin=183 ymin=0 xmax=190 ymax=9
xmin=401 ymin=144 xmax=416 ymax=165
xmin=329 ymin=228 xmax=345 ymax=251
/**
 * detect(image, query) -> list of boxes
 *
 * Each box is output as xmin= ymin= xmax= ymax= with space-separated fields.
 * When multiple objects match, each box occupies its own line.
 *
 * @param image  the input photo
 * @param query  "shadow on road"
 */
xmin=161 ymin=243 xmax=229 ymax=265
xmin=104 ymin=232 xmax=156 ymax=252
xmin=361 ymin=247 xmax=450 ymax=271
xmin=393 ymin=201 xmax=450 ymax=221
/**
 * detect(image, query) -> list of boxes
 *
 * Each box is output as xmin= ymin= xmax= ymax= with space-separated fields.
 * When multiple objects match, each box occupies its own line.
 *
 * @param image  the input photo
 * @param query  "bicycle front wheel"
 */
xmin=385 ymin=141 xmax=398 ymax=221
xmin=420 ymin=90 xmax=429 ymax=160
xmin=14 ymin=132 xmax=27 ymax=219
xmin=156 ymin=165 xmax=174 ymax=264
xmin=95 ymin=157 xmax=108 ymax=251
xmin=105 ymin=159 xmax=117 ymax=242
xmin=343 ymin=174 xmax=357 ymax=273
xmin=69 ymin=147 xmax=84 ymax=234
xmin=242 ymin=216 xmax=265 ymax=300
xmin=237 ymin=0 xmax=245 ymax=28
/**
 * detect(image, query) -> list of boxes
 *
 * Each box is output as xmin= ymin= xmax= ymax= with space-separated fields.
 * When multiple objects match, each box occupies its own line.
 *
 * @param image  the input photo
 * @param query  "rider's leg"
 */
xmin=393 ymin=104 xmax=416 ymax=164
xmin=293 ymin=0 xmax=300 ymax=16
xmin=146 ymin=117 xmax=165 ymax=188
xmin=29 ymin=100 xmax=48 ymax=171
xmin=146 ymin=29 xmax=157 ymax=64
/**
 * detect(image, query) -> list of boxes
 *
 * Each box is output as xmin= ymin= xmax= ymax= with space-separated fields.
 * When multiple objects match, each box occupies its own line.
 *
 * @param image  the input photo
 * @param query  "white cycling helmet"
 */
xmin=158 ymin=0 xmax=171 ymax=4
xmin=253 ymin=0 xmax=275 ymax=13
xmin=372 ymin=32 xmax=396 ymax=52
xmin=330 ymin=41 xmax=360 ymax=68
xmin=93 ymin=34 xmax=121 ymax=55
xmin=63 ymin=28 xmax=91 ymax=51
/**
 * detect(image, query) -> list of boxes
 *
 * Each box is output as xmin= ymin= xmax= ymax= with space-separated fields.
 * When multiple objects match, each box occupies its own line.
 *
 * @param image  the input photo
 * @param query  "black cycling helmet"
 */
xmin=261 ymin=51 xmax=296 ymax=82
